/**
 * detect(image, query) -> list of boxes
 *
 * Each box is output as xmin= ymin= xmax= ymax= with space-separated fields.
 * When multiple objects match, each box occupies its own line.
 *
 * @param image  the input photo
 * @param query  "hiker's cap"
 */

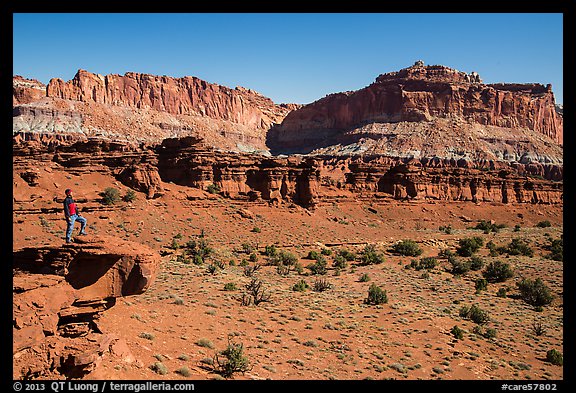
xmin=65 ymin=189 xmax=72 ymax=195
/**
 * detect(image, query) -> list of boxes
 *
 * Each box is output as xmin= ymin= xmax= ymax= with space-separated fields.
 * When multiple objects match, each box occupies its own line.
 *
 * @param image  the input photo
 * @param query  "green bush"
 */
xmin=391 ymin=240 xmax=422 ymax=257
xmin=332 ymin=255 xmax=347 ymax=269
xmin=545 ymin=349 xmax=563 ymax=366
xmin=546 ymin=238 xmax=563 ymax=261
xmin=517 ymin=278 xmax=554 ymax=307
xmin=359 ymin=273 xmax=370 ymax=282
xmin=475 ymin=278 xmax=488 ymax=292
xmin=308 ymin=255 xmax=328 ymax=275
xmin=456 ymin=237 xmax=484 ymax=257
xmin=264 ymin=244 xmax=278 ymax=257
xmin=206 ymin=183 xmax=220 ymax=194
xmin=449 ymin=255 xmax=471 ymax=275
xmin=504 ymin=238 xmax=534 ymax=257
xmin=451 ymin=325 xmax=464 ymax=340
xmin=123 ymin=189 xmax=137 ymax=202
xmin=150 ymin=362 xmax=168 ymax=375
xmin=474 ymin=220 xmax=505 ymax=234
xmin=496 ymin=287 xmax=508 ymax=298
xmin=224 ymin=282 xmax=237 ymax=291
xmin=459 ymin=304 xmax=489 ymax=325
xmin=365 ymin=283 xmax=388 ymax=305
xmin=312 ymin=278 xmax=332 ymax=292
xmin=321 ymin=248 xmax=332 ymax=256
xmin=337 ymin=249 xmax=357 ymax=261
xmin=482 ymin=261 xmax=514 ymax=283
xmin=359 ymin=244 xmax=385 ymax=265
xmin=292 ymin=279 xmax=309 ymax=292
xmin=536 ymin=220 xmax=552 ymax=228
xmin=213 ymin=336 xmax=251 ymax=378
xmin=101 ymin=187 xmax=121 ymax=205
xmin=439 ymin=224 xmax=453 ymax=234
xmin=469 ymin=256 xmax=484 ymax=271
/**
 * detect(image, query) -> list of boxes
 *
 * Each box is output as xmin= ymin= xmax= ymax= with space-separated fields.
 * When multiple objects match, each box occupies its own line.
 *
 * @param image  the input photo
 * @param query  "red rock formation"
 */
xmin=47 ymin=69 xmax=291 ymax=130
xmin=270 ymin=63 xmax=563 ymax=152
xmin=13 ymin=75 xmax=45 ymax=105
xmin=13 ymin=235 xmax=160 ymax=379
xmin=13 ymin=132 xmax=562 ymax=207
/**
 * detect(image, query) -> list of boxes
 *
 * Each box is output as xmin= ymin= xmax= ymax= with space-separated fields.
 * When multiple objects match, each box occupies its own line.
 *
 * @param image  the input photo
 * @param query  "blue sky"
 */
xmin=13 ymin=13 xmax=563 ymax=105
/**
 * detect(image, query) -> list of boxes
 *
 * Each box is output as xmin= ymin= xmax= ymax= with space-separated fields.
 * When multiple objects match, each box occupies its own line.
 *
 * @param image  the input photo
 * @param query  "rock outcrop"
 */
xmin=13 ymin=75 xmax=46 ymax=105
xmin=13 ymin=235 xmax=160 ymax=379
xmin=268 ymin=63 xmax=563 ymax=154
xmin=13 ymin=132 xmax=563 ymax=207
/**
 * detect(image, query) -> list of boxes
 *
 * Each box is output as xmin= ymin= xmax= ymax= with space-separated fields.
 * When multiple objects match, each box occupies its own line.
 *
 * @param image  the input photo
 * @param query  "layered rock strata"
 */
xmin=269 ymin=63 xmax=563 ymax=153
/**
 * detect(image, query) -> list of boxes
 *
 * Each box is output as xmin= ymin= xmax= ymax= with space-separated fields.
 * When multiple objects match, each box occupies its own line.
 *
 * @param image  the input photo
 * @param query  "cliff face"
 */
xmin=269 ymin=64 xmax=563 ymax=153
xmin=13 ymin=133 xmax=562 ymax=208
xmin=46 ymin=70 xmax=291 ymax=130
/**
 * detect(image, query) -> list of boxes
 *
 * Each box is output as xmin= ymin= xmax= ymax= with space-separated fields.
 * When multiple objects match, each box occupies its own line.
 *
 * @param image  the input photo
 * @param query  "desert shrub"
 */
xmin=456 ymin=237 xmax=484 ymax=257
xmin=251 ymin=226 xmax=261 ymax=233
xmin=122 ymin=189 xmax=137 ymax=202
xmin=241 ymin=278 xmax=271 ymax=306
xmin=313 ymin=278 xmax=332 ymax=292
xmin=292 ymin=279 xmax=309 ymax=292
xmin=536 ymin=220 xmax=552 ymax=228
xmin=249 ymin=252 xmax=258 ymax=263
xmin=482 ymin=260 xmax=514 ymax=283
xmin=545 ymin=349 xmax=563 ymax=366
xmin=186 ymin=238 xmax=213 ymax=263
xmin=150 ymin=362 xmax=168 ymax=375
xmin=206 ymin=183 xmax=220 ymax=194
xmin=469 ymin=256 xmax=484 ymax=271
xmin=438 ymin=248 xmax=455 ymax=258
xmin=474 ymin=220 xmax=505 ymax=234
xmin=359 ymin=273 xmax=370 ymax=282
xmin=531 ymin=321 xmax=547 ymax=336
xmin=391 ymin=240 xmax=422 ymax=257
xmin=337 ymin=249 xmax=357 ymax=261
xmin=169 ymin=238 xmax=180 ymax=250
xmin=213 ymin=335 xmax=251 ymax=378
xmin=101 ymin=187 xmax=121 ymax=205
xmin=269 ymin=250 xmax=298 ymax=267
xmin=308 ymin=255 xmax=328 ymax=275
xmin=473 ymin=325 xmax=497 ymax=339
xmin=486 ymin=240 xmax=499 ymax=256
xmin=439 ymin=224 xmax=453 ymax=234
xmin=475 ymin=278 xmax=488 ymax=292
xmin=243 ymin=263 xmax=261 ymax=277
xmin=332 ymin=254 xmax=347 ymax=269
xmin=175 ymin=367 xmax=191 ymax=377
xmin=545 ymin=237 xmax=563 ymax=261
xmin=307 ymin=250 xmax=321 ymax=260
xmin=321 ymin=248 xmax=332 ymax=256
xmin=451 ymin=325 xmax=464 ymax=340
xmin=459 ymin=304 xmax=489 ymax=325
xmin=365 ymin=283 xmax=388 ymax=305
xmin=514 ymin=224 xmax=521 ymax=232
xmin=517 ymin=278 xmax=554 ymax=307
xmin=358 ymin=244 xmax=385 ymax=265
xmin=448 ymin=255 xmax=471 ymax=275
xmin=504 ymin=238 xmax=534 ymax=257
xmin=264 ymin=244 xmax=278 ymax=257
xmin=224 ymin=282 xmax=237 ymax=291
xmin=496 ymin=287 xmax=508 ymax=298
xmin=241 ymin=242 xmax=254 ymax=254
xmin=417 ymin=256 xmax=438 ymax=270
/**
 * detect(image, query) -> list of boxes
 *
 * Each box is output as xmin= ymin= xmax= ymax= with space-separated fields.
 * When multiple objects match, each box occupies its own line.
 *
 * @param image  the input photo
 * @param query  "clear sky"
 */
xmin=13 ymin=13 xmax=563 ymax=105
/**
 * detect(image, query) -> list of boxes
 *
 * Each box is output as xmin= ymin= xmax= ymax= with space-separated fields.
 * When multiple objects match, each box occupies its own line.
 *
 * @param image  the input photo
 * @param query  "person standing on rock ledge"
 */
xmin=63 ymin=188 xmax=87 ymax=243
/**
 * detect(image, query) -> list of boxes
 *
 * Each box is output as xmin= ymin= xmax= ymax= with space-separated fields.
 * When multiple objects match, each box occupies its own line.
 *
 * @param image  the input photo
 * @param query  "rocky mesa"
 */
xmin=268 ymin=62 xmax=563 ymax=161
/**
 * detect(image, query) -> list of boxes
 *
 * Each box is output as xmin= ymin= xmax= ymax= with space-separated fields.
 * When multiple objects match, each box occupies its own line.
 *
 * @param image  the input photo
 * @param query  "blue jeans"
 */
xmin=66 ymin=214 xmax=87 ymax=241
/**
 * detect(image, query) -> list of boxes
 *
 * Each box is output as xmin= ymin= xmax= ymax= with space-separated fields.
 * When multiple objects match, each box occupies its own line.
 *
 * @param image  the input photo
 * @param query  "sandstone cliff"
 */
xmin=268 ymin=63 xmax=563 ymax=156
xmin=13 ymin=132 xmax=563 ymax=208
xmin=47 ymin=69 xmax=291 ymax=131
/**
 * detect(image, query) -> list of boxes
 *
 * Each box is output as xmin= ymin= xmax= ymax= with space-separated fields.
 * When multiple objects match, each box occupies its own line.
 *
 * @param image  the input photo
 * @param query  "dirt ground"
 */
xmin=13 ymin=164 xmax=564 ymax=381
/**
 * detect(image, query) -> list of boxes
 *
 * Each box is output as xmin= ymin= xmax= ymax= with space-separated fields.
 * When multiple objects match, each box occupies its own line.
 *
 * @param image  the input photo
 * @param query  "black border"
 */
xmin=6 ymin=2 xmax=572 ymax=391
